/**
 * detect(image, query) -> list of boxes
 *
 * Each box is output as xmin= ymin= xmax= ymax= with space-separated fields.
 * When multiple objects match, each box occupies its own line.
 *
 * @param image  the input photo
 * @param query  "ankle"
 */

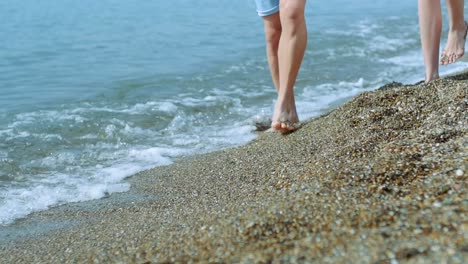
xmin=277 ymin=91 xmax=295 ymax=103
xmin=449 ymin=21 xmax=466 ymax=33
xmin=425 ymin=72 xmax=439 ymax=82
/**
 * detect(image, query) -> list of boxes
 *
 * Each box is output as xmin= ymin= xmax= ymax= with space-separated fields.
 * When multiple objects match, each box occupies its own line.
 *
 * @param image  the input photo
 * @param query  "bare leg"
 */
xmin=418 ymin=0 xmax=442 ymax=82
xmin=441 ymin=0 xmax=467 ymax=65
xmin=262 ymin=13 xmax=282 ymax=93
xmin=272 ymin=0 xmax=307 ymax=133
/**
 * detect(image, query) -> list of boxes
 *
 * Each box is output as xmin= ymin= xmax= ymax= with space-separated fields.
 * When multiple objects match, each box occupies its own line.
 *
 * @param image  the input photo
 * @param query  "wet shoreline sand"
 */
xmin=1 ymin=72 xmax=467 ymax=263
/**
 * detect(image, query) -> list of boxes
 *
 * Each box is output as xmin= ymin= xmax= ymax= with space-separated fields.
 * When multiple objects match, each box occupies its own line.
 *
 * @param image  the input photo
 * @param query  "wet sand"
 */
xmin=0 ymin=73 xmax=467 ymax=263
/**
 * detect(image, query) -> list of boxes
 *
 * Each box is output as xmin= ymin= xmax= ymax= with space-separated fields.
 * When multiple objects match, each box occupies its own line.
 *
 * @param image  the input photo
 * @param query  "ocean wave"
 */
xmin=0 ymin=145 xmax=185 ymax=225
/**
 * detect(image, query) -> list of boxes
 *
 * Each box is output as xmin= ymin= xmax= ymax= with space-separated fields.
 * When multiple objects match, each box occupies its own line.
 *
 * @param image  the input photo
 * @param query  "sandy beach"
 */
xmin=0 ymin=73 xmax=467 ymax=263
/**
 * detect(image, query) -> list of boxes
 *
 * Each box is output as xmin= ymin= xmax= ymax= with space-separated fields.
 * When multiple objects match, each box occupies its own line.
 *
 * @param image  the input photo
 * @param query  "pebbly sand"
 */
xmin=0 ymin=72 xmax=467 ymax=263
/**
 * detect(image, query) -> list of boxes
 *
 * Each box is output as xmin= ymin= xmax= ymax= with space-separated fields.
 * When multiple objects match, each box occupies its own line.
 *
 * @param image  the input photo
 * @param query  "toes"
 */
xmin=448 ymin=53 xmax=462 ymax=64
xmin=440 ymin=52 xmax=461 ymax=65
xmin=280 ymin=121 xmax=301 ymax=133
xmin=272 ymin=112 xmax=299 ymax=134
xmin=270 ymin=121 xmax=294 ymax=134
xmin=440 ymin=52 xmax=448 ymax=65
xmin=452 ymin=54 xmax=458 ymax=64
xmin=448 ymin=54 xmax=454 ymax=64
xmin=271 ymin=121 xmax=282 ymax=130
xmin=272 ymin=121 xmax=293 ymax=132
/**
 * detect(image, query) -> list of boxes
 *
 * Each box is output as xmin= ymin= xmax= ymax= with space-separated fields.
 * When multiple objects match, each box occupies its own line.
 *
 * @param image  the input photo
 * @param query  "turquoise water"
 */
xmin=1 ymin=0 xmax=467 ymax=225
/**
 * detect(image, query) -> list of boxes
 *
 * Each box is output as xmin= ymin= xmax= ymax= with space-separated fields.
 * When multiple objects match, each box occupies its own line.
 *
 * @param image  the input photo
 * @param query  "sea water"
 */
xmin=1 ymin=0 xmax=467 ymax=225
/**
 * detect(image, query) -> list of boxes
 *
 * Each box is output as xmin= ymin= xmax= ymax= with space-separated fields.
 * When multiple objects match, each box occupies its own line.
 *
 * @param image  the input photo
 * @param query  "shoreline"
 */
xmin=1 ymin=72 xmax=467 ymax=263
xmin=0 ymin=66 xmax=465 ymax=228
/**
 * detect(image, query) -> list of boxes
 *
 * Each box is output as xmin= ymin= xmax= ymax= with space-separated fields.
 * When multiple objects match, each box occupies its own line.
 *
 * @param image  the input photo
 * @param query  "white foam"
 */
xmin=79 ymin=134 xmax=99 ymax=139
xmin=158 ymin=102 xmax=178 ymax=113
xmin=125 ymin=101 xmax=159 ymax=114
xmin=123 ymin=101 xmax=178 ymax=115
xmin=1 ymin=100 xmax=192 ymax=226
xmin=298 ymin=78 xmax=377 ymax=120
xmin=356 ymin=20 xmax=379 ymax=37
xmin=224 ymin=65 xmax=245 ymax=74
xmin=104 ymin=124 xmax=117 ymax=138
xmin=325 ymin=19 xmax=379 ymax=37
xmin=12 ymin=111 xmax=87 ymax=126
xmin=0 ymin=145 xmax=186 ymax=225
xmin=172 ymin=137 xmax=200 ymax=146
xmin=127 ymin=147 xmax=184 ymax=165
xmin=439 ymin=61 xmax=468 ymax=77
xmin=122 ymin=125 xmax=154 ymax=137
xmin=379 ymin=50 xmax=423 ymax=67
xmin=369 ymin=36 xmax=416 ymax=52
xmin=207 ymin=124 xmax=256 ymax=146
xmin=378 ymin=49 xmax=468 ymax=84
xmin=180 ymin=97 xmax=202 ymax=107
xmin=0 ymin=129 xmax=13 ymax=136
xmin=166 ymin=113 xmax=192 ymax=132
xmin=38 ymin=152 xmax=76 ymax=168
xmin=40 ymin=134 xmax=63 ymax=141
xmin=5 ymin=131 xmax=30 ymax=141
xmin=66 ymin=100 xmax=178 ymax=116
xmin=214 ymin=86 xmax=268 ymax=98
xmin=0 ymin=172 xmax=130 ymax=225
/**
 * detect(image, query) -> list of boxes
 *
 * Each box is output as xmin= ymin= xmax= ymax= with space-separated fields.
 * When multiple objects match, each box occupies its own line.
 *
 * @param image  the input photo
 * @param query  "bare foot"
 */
xmin=441 ymin=21 xmax=468 ymax=65
xmin=271 ymin=98 xmax=300 ymax=134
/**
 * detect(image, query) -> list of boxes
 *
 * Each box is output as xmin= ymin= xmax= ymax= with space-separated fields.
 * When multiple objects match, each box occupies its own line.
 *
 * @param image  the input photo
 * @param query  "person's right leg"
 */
xmin=441 ymin=0 xmax=466 ymax=65
xmin=418 ymin=0 xmax=442 ymax=82
xmin=272 ymin=0 xmax=307 ymax=132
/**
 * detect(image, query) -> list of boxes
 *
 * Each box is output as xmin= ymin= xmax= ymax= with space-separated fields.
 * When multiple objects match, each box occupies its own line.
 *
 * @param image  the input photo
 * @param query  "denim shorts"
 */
xmin=255 ymin=0 xmax=280 ymax=17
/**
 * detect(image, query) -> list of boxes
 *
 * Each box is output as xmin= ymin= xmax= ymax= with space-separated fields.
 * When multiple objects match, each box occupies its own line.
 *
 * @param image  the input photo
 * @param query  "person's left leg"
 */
xmin=441 ymin=0 xmax=467 ymax=65
xmin=272 ymin=0 xmax=307 ymax=133
xmin=262 ymin=13 xmax=282 ymax=93
xmin=418 ymin=0 xmax=442 ymax=82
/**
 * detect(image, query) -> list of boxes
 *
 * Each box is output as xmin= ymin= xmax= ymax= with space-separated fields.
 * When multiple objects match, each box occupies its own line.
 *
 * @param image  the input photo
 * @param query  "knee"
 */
xmin=280 ymin=2 xmax=305 ymax=25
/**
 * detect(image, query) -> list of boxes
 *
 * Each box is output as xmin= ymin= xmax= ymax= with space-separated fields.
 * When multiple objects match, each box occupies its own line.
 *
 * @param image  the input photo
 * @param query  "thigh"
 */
xmin=255 ymin=0 xmax=280 ymax=17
